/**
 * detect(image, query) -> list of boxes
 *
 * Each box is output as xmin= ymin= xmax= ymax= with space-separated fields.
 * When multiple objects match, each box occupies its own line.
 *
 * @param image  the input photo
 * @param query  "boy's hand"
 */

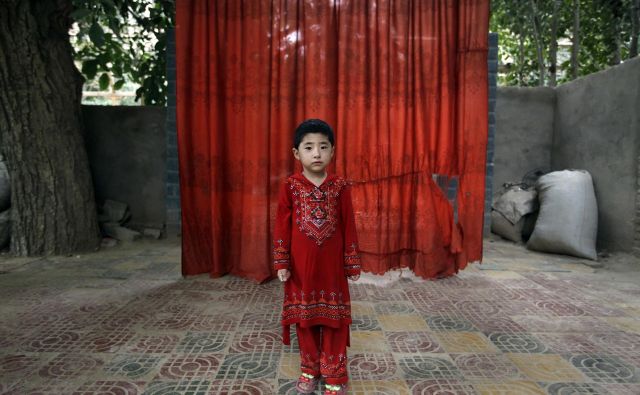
xmin=348 ymin=274 xmax=360 ymax=281
xmin=277 ymin=269 xmax=290 ymax=282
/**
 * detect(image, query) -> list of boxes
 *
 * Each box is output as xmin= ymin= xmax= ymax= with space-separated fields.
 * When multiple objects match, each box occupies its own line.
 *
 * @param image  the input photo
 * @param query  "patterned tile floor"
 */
xmin=1 ymin=239 xmax=639 ymax=394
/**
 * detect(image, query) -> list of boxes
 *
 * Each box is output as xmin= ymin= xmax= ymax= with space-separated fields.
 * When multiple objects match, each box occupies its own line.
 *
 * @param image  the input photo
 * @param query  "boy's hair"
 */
xmin=293 ymin=119 xmax=335 ymax=148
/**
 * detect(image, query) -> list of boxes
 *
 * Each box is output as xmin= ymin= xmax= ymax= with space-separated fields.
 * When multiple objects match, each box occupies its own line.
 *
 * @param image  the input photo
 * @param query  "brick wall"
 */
xmin=484 ymin=33 xmax=498 ymax=236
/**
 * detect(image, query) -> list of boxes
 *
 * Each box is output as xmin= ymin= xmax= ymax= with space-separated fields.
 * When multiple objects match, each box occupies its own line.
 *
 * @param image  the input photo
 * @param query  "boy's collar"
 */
xmin=292 ymin=172 xmax=337 ymax=187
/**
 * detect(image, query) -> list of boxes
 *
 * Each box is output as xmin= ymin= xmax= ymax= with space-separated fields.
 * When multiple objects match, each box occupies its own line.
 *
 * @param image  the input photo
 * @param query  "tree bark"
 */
xmin=607 ymin=1 xmax=623 ymax=66
xmin=528 ymin=0 xmax=546 ymax=86
xmin=518 ymin=32 xmax=525 ymax=86
xmin=631 ymin=0 xmax=639 ymax=58
xmin=549 ymin=0 xmax=560 ymax=86
xmin=571 ymin=0 xmax=580 ymax=80
xmin=612 ymin=35 xmax=621 ymax=65
xmin=0 ymin=0 xmax=100 ymax=255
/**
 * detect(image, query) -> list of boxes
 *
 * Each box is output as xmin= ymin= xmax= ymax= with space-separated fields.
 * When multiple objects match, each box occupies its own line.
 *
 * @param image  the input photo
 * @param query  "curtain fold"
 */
xmin=175 ymin=0 xmax=489 ymax=283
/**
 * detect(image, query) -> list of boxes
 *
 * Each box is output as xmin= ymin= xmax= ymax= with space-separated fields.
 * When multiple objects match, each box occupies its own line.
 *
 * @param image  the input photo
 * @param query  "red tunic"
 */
xmin=273 ymin=173 xmax=361 ymax=345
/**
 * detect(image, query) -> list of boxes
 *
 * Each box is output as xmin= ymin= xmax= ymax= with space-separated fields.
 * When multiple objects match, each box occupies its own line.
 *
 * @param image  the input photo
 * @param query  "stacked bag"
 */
xmin=492 ymin=169 xmax=598 ymax=260
xmin=491 ymin=184 xmax=538 ymax=243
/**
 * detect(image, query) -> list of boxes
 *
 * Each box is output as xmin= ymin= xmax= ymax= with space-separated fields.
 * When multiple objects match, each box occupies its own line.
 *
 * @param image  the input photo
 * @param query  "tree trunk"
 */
xmin=612 ymin=34 xmax=621 ymax=65
xmin=518 ymin=32 xmax=525 ymax=86
xmin=529 ymin=0 xmax=546 ymax=86
xmin=549 ymin=0 xmax=561 ymax=87
xmin=0 ymin=0 xmax=100 ymax=255
xmin=571 ymin=0 xmax=580 ymax=80
xmin=608 ymin=2 xmax=623 ymax=66
xmin=631 ymin=0 xmax=639 ymax=58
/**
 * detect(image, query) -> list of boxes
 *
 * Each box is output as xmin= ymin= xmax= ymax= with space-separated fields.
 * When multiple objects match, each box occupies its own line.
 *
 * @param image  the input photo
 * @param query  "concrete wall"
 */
xmin=493 ymin=87 xmax=555 ymax=192
xmin=83 ymin=105 xmax=167 ymax=231
xmin=553 ymin=57 xmax=640 ymax=253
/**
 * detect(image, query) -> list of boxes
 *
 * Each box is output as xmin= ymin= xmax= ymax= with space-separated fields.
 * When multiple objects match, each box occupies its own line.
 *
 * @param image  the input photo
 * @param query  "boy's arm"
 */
xmin=341 ymin=184 xmax=361 ymax=277
xmin=273 ymin=180 xmax=292 ymax=272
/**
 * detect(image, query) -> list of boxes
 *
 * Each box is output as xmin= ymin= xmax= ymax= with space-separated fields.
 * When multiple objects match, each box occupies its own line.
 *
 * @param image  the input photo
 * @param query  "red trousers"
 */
xmin=296 ymin=324 xmax=349 ymax=385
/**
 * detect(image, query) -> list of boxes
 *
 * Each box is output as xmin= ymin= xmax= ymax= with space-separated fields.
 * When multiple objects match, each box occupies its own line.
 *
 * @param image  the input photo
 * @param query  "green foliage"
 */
xmin=491 ymin=0 xmax=639 ymax=86
xmin=491 ymin=0 xmax=549 ymax=86
xmin=70 ymin=0 xmax=174 ymax=105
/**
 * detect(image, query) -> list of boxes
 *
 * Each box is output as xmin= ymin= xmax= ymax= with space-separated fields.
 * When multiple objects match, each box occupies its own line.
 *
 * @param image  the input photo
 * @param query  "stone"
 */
xmin=0 ymin=209 xmax=9 ymax=249
xmin=143 ymin=228 xmax=162 ymax=239
xmin=102 ymin=200 xmax=131 ymax=224
xmin=101 ymin=222 xmax=141 ymax=242
xmin=0 ymin=160 xmax=10 ymax=212
xmin=100 ymin=237 xmax=118 ymax=248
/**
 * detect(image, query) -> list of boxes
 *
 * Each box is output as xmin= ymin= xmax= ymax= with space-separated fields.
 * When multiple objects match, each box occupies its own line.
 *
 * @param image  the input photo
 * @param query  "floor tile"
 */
xmin=507 ymin=354 xmax=585 ymax=382
xmin=474 ymin=380 xmax=545 ymax=395
xmin=435 ymin=332 xmax=497 ymax=353
xmin=378 ymin=315 xmax=428 ymax=331
xmin=2 ymin=239 xmax=640 ymax=393
xmin=568 ymin=354 xmax=639 ymax=383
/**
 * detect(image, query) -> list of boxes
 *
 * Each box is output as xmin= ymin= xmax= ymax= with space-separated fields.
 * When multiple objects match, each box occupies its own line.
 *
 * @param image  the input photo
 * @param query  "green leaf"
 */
xmin=70 ymin=8 xmax=91 ymax=21
xmin=99 ymin=72 xmax=110 ymax=90
xmin=100 ymin=0 xmax=117 ymax=12
xmin=135 ymin=86 xmax=144 ymax=102
xmin=81 ymin=59 xmax=98 ymax=80
xmin=154 ymin=38 xmax=166 ymax=51
xmin=71 ymin=0 xmax=172 ymax=106
xmin=108 ymin=19 xmax=121 ymax=36
xmin=89 ymin=22 xmax=105 ymax=47
xmin=95 ymin=53 xmax=108 ymax=65
xmin=113 ymin=79 xmax=125 ymax=90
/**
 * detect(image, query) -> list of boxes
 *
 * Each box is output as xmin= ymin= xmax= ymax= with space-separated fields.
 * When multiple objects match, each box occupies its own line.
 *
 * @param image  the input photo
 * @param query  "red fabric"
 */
xmin=297 ymin=324 xmax=350 ymax=385
xmin=275 ymin=173 xmax=359 ymax=344
xmin=175 ymin=1 xmax=489 ymax=282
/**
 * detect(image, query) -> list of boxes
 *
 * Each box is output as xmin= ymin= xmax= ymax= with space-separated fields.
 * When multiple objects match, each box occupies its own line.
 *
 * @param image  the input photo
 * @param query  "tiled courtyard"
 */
xmin=1 ymin=238 xmax=639 ymax=394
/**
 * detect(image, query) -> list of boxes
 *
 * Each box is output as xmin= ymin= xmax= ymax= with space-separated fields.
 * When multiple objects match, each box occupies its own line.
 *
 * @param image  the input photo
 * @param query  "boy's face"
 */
xmin=293 ymin=133 xmax=335 ymax=176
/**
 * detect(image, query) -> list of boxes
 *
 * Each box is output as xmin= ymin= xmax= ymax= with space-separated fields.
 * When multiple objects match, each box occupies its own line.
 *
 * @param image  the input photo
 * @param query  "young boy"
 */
xmin=273 ymin=119 xmax=361 ymax=394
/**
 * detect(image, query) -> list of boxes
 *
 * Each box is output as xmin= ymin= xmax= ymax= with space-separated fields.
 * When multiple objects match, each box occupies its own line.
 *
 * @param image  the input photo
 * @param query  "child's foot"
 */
xmin=295 ymin=373 xmax=319 ymax=394
xmin=324 ymin=383 xmax=347 ymax=395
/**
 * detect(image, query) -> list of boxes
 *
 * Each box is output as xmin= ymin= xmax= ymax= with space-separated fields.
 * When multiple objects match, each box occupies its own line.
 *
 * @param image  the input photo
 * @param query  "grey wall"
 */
xmin=493 ymin=87 xmax=555 ymax=192
xmin=494 ymin=58 xmax=640 ymax=253
xmin=83 ymin=105 xmax=167 ymax=231
xmin=553 ymin=57 xmax=640 ymax=253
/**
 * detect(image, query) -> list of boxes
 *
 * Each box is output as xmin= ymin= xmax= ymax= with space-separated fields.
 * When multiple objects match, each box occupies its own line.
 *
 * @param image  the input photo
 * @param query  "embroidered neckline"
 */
xmin=291 ymin=172 xmax=337 ymax=188
xmin=300 ymin=172 xmax=328 ymax=188
xmin=288 ymin=174 xmax=346 ymax=245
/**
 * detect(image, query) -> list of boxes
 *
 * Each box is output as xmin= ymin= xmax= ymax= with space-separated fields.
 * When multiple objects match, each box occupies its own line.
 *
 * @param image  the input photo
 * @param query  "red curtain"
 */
xmin=175 ymin=0 xmax=489 ymax=283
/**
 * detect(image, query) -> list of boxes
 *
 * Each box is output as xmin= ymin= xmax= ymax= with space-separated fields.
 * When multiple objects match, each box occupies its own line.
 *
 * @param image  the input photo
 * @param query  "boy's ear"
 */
xmin=292 ymin=147 xmax=300 ymax=160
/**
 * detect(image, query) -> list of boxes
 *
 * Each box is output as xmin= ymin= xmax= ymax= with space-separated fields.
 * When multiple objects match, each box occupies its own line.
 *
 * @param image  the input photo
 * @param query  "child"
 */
xmin=273 ymin=119 xmax=361 ymax=394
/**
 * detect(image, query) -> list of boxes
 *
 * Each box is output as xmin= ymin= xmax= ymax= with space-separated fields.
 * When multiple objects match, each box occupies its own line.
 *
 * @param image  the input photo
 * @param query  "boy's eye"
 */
xmin=305 ymin=147 xmax=312 ymax=150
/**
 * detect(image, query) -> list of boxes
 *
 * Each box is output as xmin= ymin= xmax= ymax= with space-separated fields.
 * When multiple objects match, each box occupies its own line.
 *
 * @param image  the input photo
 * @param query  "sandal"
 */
xmin=295 ymin=373 xmax=319 ymax=394
xmin=324 ymin=383 xmax=347 ymax=395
